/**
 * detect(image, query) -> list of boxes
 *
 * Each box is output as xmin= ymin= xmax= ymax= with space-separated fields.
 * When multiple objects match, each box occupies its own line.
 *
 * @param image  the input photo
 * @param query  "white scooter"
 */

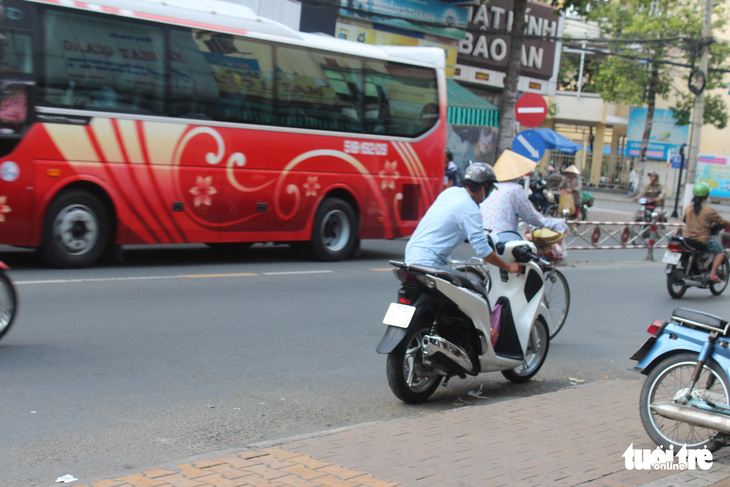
xmin=377 ymin=238 xmax=550 ymax=404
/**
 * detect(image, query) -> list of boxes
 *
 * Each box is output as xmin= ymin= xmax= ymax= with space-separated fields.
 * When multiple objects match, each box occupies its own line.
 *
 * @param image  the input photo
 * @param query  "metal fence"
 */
xmin=563 ymin=219 xmax=684 ymax=260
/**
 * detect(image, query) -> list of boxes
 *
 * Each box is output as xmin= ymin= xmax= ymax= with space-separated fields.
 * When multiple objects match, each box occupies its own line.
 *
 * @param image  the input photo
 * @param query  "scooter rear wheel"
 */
xmin=386 ymin=325 xmax=442 ymax=404
xmin=640 ymin=352 xmax=730 ymax=451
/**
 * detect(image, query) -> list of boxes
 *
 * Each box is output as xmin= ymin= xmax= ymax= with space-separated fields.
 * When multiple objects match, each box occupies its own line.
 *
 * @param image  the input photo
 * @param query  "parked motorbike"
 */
xmin=631 ymin=307 xmax=730 ymax=451
xmin=663 ymin=235 xmax=729 ymax=298
xmin=529 ymin=177 xmax=558 ymax=217
xmin=0 ymin=260 xmax=17 ymax=341
xmin=377 ymin=238 xmax=550 ymax=404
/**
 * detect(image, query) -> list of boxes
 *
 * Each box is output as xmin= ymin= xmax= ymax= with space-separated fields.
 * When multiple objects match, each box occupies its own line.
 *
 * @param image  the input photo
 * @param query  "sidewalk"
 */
xmin=70 ymin=379 xmax=730 ymax=487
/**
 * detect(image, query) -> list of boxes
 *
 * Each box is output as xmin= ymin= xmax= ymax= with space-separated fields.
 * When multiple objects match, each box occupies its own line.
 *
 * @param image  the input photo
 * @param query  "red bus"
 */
xmin=0 ymin=0 xmax=446 ymax=267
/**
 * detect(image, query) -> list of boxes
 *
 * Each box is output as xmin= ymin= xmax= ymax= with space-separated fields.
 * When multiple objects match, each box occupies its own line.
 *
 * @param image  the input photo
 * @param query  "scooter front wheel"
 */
xmin=0 ymin=271 xmax=17 ymax=341
xmin=640 ymin=352 xmax=730 ymax=451
xmin=385 ymin=325 xmax=442 ymax=404
xmin=502 ymin=317 xmax=549 ymax=383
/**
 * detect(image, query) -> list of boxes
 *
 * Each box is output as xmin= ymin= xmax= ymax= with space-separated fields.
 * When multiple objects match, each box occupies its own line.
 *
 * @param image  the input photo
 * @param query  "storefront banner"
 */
xmin=339 ymin=0 xmax=468 ymax=40
xmin=625 ymin=107 xmax=689 ymax=160
xmin=697 ymin=155 xmax=730 ymax=198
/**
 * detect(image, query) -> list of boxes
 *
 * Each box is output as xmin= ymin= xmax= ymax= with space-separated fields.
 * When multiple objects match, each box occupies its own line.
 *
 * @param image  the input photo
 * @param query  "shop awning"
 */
xmin=446 ymin=79 xmax=499 ymax=127
xmin=534 ymin=128 xmax=582 ymax=154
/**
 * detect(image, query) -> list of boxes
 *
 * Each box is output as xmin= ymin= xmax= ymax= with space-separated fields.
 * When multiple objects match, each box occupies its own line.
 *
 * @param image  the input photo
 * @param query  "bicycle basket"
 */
xmin=532 ymin=228 xmax=564 ymax=246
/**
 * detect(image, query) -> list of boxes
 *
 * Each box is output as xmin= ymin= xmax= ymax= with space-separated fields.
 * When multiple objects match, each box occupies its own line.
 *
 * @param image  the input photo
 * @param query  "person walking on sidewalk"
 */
xmin=683 ymin=182 xmax=730 ymax=283
xmin=444 ymin=149 xmax=459 ymax=188
xmin=405 ymin=162 xmax=520 ymax=276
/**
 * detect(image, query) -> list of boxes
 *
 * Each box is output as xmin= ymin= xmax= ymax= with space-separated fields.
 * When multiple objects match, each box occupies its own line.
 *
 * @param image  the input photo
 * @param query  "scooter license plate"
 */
xmin=662 ymin=251 xmax=681 ymax=265
xmin=383 ymin=303 xmax=416 ymax=329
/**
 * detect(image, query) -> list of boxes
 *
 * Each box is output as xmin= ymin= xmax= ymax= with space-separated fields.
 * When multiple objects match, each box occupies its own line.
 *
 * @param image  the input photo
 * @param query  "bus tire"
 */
xmin=41 ymin=190 xmax=111 ymax=268
xmin=308 ymin=198 xmax=357 ymax=261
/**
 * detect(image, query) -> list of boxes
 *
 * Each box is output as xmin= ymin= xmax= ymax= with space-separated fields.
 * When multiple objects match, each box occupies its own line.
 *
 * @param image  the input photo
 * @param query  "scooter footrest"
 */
xmin=672 ymin=308 xmax=730 ymax=335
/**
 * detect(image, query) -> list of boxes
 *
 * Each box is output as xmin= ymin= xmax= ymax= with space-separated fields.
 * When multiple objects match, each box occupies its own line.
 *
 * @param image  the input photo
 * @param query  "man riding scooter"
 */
xmin=405 ymin=161 xmax=520 ymax=276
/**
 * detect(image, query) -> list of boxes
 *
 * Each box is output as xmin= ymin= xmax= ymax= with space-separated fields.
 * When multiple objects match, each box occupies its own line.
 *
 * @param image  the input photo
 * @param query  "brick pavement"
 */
xmin=71 ymin=379 xmax=730 ymax=487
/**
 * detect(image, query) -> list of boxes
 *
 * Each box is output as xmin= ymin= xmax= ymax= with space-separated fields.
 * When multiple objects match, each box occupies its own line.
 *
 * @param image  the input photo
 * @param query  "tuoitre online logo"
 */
xmin=623 ymin=443 xmax=714 ymax=471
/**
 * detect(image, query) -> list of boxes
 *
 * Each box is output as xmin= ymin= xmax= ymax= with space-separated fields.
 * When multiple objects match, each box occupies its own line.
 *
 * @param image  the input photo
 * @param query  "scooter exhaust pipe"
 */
xmin=679 ymin=279 xmax=705 ymax=287
xmin=650 ymin=403 xmax=730 ymax=433
xmin=422 ymin=335 xmax=474 ymax=374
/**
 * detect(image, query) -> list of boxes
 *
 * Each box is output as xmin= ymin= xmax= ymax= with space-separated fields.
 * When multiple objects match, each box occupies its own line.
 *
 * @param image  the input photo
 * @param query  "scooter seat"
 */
xmin=672 ymin=307 xmax=729 ymax=334
xmin=389 ymin=261 xmax=488 ymax=300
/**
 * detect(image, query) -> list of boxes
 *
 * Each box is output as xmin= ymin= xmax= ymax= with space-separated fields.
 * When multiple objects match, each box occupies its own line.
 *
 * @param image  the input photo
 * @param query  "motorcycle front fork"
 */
xmin=684 ymin=334 xmax=719 ymax=402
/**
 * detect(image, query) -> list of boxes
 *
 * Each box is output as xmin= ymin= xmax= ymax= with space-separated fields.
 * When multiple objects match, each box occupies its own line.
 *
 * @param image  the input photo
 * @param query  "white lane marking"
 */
xmin=14 ymin=270 xmax=334 ymax=285
xmin=262 ymin=270 xmax=333 ymax=276
xmin=16 ymin=276 xmax=180 ymax=285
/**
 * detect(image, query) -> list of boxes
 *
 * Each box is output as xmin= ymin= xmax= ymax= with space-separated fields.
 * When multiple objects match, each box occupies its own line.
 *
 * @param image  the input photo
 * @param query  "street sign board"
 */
xmin=512 ymin=130 xmax=546 ymax=162
xmin=515 ymin=93 xmax=547 ymax=127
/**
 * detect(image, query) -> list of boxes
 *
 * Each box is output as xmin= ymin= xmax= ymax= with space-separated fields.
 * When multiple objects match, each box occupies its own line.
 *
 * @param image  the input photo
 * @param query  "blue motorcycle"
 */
xmin=632 ymin=308 xmax=730 ymax=451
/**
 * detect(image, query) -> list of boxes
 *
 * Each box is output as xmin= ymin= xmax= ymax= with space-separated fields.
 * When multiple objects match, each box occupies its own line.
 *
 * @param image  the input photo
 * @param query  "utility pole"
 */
xmin=684 ymin=0 xmax=712 ymax=211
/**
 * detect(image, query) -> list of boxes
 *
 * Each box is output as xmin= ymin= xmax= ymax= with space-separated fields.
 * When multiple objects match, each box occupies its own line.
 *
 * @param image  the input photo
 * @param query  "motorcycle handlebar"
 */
xmin=512 ymin=245 xmax=550 ymax=265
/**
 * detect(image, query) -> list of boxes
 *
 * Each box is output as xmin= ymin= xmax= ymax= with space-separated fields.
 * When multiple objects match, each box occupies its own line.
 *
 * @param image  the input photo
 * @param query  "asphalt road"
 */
xmin=1 ymin=192 xmax=728 ymax=486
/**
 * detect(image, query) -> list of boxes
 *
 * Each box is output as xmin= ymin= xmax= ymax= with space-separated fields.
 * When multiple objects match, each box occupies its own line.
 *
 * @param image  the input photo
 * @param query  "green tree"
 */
xmin=583 ymin=0 xmax=729 ymax=178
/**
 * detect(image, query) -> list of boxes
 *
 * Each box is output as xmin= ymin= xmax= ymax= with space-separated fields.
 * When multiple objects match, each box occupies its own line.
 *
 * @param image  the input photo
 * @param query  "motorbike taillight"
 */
xmin=647 ymin=320 xmax=667 ymax=336
xmin=399 ymin=297 xmax=412 ymax=305
xmin=667 ymin=242 xmax=682 ymax=253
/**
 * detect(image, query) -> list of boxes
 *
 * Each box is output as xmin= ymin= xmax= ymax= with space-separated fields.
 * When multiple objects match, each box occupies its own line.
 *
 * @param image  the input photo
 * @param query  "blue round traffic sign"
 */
xmin=512 ymin=130 xmax=546 ymax=162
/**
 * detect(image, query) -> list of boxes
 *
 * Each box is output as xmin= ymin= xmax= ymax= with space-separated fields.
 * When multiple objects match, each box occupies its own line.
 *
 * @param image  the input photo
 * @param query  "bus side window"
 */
xmin=40 ymin=9 xmax=165 ymax=114
xmin=169 ymin=30 xmax=274 ymax=125
xmin=275 ymin=46 xmax=362 ymax=133
xmin=363 ymin=60 xmax=439 ymax=137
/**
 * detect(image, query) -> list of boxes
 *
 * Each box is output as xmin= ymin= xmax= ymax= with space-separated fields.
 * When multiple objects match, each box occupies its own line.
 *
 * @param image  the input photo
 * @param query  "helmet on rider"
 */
xmin=693 ymin=182 xmax=710 ymax=198
xmin=648 ymin=170 xmax=659 ymax=178
xmin=464 ymin=162 xmax=497 ymax=202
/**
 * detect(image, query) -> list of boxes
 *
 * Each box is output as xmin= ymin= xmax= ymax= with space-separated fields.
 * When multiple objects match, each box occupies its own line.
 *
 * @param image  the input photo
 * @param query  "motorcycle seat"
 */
xmin=672 ymin=307 xmax=729 ymax=335
xmin=683 ymin=238 xmax=707 ymax=252
xmin=389 ymin=261 xmax=488 ymax=300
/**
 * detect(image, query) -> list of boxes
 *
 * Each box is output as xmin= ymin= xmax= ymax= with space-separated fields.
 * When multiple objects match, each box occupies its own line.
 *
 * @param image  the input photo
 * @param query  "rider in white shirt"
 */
xmin=405 ymin=162 xmax=520 ymax=276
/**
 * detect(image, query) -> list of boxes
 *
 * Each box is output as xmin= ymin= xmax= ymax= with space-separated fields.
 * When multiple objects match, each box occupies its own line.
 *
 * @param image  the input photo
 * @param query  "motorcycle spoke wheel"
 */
xmin=502 ymin=318 xmax=549 ymax=383
xmin=710 ymin=256 xmax=729 ymax=295
xmin=640 ymin=353 xmax=730 ymax=451
xmin=542 ymin=268 xmax=570 ymax=339
xmin=386 ymin=326 xmax=442 ymax=404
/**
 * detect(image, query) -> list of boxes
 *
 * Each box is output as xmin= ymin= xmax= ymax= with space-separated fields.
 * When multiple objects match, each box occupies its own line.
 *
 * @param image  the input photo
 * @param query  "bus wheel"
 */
xmin=308 ymin=198 xmax=357 ymax=261
xmin=41 ymin=190 xmax=111 ymax=268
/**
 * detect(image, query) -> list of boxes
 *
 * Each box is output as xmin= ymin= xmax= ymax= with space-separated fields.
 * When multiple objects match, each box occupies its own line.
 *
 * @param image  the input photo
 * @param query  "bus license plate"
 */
xmin=662 ymin=251 xmax=681 ymax=265
xmin=383 ymin=303 xmax=416 ymax=329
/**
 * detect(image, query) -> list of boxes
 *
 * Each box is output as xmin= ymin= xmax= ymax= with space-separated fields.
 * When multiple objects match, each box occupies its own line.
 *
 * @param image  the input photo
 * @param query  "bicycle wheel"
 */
xmin=542 ymin=268 xmax=570 ymax=339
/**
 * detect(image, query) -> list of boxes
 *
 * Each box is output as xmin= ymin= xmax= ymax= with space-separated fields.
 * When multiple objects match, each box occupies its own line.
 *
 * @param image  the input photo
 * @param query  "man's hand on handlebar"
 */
xmin=483 ymin=252 xmax=522 ymax=276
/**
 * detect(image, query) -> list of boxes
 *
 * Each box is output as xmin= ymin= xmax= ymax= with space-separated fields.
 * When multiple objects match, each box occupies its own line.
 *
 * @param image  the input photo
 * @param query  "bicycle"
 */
xmin=531 ymin=229 xmax=570 ymax=340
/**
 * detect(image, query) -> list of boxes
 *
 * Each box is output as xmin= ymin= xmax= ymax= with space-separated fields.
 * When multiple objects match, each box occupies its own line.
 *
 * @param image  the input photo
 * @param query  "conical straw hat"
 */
xmin=562 ymin=164 xmax=580 ymax=175
xmin=493 ymin=150 xmax=537 ymax=182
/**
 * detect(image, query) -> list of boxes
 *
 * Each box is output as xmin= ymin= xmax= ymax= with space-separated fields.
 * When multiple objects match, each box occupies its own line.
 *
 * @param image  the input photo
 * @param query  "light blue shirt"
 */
xmin=405 ymin=186 xmax=493 ymax=266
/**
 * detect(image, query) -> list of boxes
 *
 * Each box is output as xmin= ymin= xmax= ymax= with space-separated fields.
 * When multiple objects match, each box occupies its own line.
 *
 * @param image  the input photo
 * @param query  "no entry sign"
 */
xmin=515 ymin=93 xmax=547 ymax=127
